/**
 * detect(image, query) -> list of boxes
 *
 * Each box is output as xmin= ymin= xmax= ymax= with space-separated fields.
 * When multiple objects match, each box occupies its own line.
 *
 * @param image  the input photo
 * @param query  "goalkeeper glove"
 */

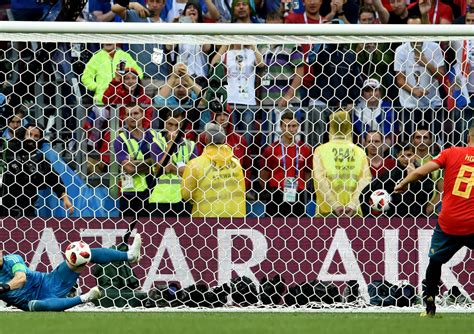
xmin=114 ymin=0 xmax=130 ymax=7
xmin=0 ymin=284 xmax=10 ymax=294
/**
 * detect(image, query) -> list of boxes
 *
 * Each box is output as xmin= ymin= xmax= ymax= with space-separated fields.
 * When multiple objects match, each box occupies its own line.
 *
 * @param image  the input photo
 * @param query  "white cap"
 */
xmin=363 ymin=78 xmax=381 ymax=89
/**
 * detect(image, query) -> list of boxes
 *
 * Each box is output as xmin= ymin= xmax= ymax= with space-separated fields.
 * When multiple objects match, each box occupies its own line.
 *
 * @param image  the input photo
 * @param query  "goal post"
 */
xmin=0 ymin=21 xmax=473 ymax=310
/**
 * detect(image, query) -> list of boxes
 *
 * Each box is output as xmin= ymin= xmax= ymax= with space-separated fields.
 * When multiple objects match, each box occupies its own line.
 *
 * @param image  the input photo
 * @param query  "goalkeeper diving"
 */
xmin=0 ymin=234 xmax=142 ymax=311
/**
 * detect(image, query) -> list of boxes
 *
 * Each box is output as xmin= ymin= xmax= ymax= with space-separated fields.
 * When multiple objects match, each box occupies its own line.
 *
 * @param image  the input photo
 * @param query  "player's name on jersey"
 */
xmin=464 ymin=154 xmax=474 ymax=162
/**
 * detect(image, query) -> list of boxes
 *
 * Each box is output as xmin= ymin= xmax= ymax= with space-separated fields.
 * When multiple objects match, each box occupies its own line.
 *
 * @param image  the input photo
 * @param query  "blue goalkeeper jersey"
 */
xmin=0 ymin=254 xmax=45 ymax=311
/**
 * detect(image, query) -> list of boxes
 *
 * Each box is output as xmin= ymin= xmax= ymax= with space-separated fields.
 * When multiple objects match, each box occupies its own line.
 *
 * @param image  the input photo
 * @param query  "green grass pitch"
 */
xmin=1 ymin=312 xmax=473 ymax=334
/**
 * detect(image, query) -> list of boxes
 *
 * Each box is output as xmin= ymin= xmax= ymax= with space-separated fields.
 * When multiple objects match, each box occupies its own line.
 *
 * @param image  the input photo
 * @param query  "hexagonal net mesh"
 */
xmin=0 ymin=22 xmax=472 ymax=312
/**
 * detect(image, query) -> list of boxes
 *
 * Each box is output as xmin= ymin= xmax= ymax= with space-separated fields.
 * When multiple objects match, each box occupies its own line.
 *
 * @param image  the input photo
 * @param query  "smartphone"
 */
xmin=118 ymin=59 xmax=126 ymax=74
xmin=179 ymin=16 xmax=193 ymax=23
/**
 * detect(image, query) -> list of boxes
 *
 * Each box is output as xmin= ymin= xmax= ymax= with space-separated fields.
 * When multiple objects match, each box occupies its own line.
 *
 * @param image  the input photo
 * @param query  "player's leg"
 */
xmin=42 ymin=234 xmax=142 ymax=301
xmin=28 ymin=287 xmax=101 ymax=312
xmin=90 ymin=233 xmax=142 ymax=264
xmin=423 ymin=259 xmax=442 ymax=316
xmin=422 ymin=225 xmax=463 ymax=317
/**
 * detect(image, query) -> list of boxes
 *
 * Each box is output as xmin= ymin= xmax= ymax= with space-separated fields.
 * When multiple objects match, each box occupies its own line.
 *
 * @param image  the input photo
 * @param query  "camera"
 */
xmin=209 ymin=100 xmax=223 ymax=114
xmin=118 ymin=59 xmax=126 ymax=75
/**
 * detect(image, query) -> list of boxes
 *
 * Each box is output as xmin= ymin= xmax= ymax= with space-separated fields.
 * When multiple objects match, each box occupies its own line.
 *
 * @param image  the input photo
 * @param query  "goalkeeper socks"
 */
xmin=28 ymin=296 xmax=82 ymax=311
xmin=90 ymin=248 xmax=128 ymax=264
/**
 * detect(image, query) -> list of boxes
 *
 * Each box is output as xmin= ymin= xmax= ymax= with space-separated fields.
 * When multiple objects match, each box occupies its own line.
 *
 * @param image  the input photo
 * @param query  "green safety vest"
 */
xmin=149 ymin=132 xmax=195 ymax=204
xmin=119 ymin=132 xmax=148 ymax=193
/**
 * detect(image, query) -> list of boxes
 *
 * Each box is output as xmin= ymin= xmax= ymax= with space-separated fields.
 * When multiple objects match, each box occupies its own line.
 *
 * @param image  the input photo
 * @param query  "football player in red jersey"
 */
xmin=394 ymin=125 xmax=474 ymax=317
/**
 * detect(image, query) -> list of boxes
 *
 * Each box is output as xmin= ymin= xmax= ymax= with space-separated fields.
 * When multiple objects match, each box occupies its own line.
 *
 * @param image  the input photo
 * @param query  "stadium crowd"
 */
xmin=0 ymin=0 xmax=473 ymax=218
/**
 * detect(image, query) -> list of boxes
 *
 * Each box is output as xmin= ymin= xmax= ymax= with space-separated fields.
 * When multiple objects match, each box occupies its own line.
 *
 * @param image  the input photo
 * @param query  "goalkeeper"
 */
xmin=0 ymin=234 xmax=142 ymax=311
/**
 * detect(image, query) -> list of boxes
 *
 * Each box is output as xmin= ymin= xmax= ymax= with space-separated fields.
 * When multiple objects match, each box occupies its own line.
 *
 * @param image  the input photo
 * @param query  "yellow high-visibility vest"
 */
xmin=119 ymin=132 xmax=148 ymax=193
xmin=149 ymin=131 xmax=195 ymax=203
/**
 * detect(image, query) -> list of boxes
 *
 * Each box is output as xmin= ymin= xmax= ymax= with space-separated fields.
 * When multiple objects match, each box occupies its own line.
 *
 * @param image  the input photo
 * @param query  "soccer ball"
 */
xmin=369 ymin=189 xmax=391 ymax=213
xmin=65 ymin=241 xmax=91 ymax=267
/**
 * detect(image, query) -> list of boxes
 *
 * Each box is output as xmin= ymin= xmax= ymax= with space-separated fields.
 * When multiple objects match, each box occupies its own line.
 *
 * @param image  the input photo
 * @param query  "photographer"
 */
xmin=0 ymin=123 xmax=74 ymax=217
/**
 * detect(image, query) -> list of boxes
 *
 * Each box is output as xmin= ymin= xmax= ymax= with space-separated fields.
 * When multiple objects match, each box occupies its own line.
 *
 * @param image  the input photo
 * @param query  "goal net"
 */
xmin=0 ymin=21 xmax=472 ymax=311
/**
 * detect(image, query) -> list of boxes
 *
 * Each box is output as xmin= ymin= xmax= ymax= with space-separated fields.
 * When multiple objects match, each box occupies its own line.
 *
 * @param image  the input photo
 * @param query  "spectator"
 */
xmin=394 ymin=14 xmax=445 ymax=141
xmin=285 ymin=0 xmax=326 ymax=23
xmin=372 ymin=0 xmax=406 ymax=23
xmin=313 ymin=111 xmax=372 ymax=217
xmin=112 ymin=0 xmax=169 ymax=97
xmin=375 ymin=0 xmax=428 ymax=24
xmin=308 ymin=32 xmax=363 ymax=146
xmin=149 ymin=109 xmax=196 ymax=217
xmin=113 ymin=104 xmax=155 ymax=218
xmin=195 ymin=101 xmax=251 ymax=189
xmin=423 ymin=0 xmax=454 ymax=23
xmin=260 ymin=112 xmax=313 ymax=217
xmin=161 ymin=0 xmax=220 ymax=22
xmin=449 ymin=8 xmax=474 ymax=144
xmin=326 ymin=0 xmax=352 ymax=23
xmin=453 ymin=0 xmax=474 ymax=22
xmin=323 ymin=0 xmax=360 ymax=23
xmin=102 ymin=67 xmax=154 ymax=128
xmin=89 ymin=0 xmax=116 ymax=22
xmin=2 ymin=109 xmax=28 ymax=140
xmin=352 ymin=78 xmax=398 ymax=145
xmin=0 ymin=123 xmax=74 ymax=217
xmin=360 ymin=143 xmax=434 ymax=217
xmin=213 ymin=0 xmax=265 ymax=146
xmin=181 ymin=123 xmax=246 ymax=217
xmin=355 ymin=5 xmax=395 ymax=96
xmin=259 ymin=12 xmax=303 ymax=108
xmin=280 ymin=0 xmax=327 ymax=110
xmin=166 ymin=1 xmax=212 ymax=89
xmin=231 ymin=0 xmax=260 ymax=22
xmin=8 ymin=0 xmax=65 ymax=105
xmin=9 ymin=0 xmax=49 ymax=21
xmin=153 ymin=63 xmax=202 ymax=108
xmin=211 ymin=44 xmax=264 ymax=148
xmin=364 ymin=130 xmax=396 ymax=179
xmin=81 ymin=43 xmax=143 ymax=106
xmin=310 ymin=39 xmax=362 ymax=109
xmin=358 ymin=4 xmax=377 ymax=23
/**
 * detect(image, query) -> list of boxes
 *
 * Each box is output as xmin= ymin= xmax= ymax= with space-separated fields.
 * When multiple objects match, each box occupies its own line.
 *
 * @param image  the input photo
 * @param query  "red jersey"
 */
xmin=261 ymin=140 xmax=313 ymax=191
xmin=428 ymin=1 xmax=453 ymax=23
xmin=432 ymin=146 xmax=474 ymax=235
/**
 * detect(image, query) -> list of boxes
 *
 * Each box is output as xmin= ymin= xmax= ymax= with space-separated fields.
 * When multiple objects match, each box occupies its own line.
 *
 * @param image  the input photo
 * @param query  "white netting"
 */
xmin=0 ymin=21 xmax=473 ymax=312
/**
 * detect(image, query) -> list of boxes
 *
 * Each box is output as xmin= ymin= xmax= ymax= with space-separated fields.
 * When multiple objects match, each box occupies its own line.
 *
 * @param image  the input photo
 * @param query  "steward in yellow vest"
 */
xmin=113 ymin=104 xmax=155 ymax=217
xmin=313 ymin=110 xmax=372 ymax=217
xmin=181 ymin=123 xmax=246 ymax=218
xmin=149 ymin=110 xmax=196 ymax=217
